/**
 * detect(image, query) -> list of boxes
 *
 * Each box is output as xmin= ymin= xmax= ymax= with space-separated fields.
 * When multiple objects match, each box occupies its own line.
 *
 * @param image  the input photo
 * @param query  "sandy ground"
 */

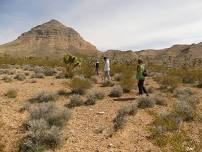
xmin=0 ymin=69 xmax=201 ymax=152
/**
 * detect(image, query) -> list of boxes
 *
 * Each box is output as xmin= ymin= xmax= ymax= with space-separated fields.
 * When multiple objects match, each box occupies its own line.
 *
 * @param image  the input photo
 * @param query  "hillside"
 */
xmin=0 ymin=19 xmax=99 ymax=58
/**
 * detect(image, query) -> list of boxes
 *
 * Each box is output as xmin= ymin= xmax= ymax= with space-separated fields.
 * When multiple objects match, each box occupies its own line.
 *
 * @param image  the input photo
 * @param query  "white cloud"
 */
xmin=1 ymin=0 xmax=202 ymax=51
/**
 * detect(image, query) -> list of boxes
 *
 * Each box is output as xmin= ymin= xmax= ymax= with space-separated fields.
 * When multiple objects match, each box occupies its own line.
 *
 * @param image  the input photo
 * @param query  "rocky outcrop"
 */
xmin=0 ymin=19 xmax=99 ymax=58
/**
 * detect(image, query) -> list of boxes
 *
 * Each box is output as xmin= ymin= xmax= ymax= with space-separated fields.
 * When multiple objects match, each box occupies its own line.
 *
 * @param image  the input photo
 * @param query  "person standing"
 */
xmin=136 ymin=59 xmax=149 ymax=96
xmin=95 ymin=59 xmax=99 ymax=75
xmin=104 ymin=57 xmax=111 ymax=81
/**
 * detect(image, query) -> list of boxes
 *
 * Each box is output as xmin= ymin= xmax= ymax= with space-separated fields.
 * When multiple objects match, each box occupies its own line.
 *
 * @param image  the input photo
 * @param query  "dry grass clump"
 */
xmin=69 ymin=76 xmax=92 ymax=95
xmin=113 ymin=103 xmax=138 ymax=131
xmin=66 ymin=94 xmax=84 ymax=108
xmin=4 ymin=89 xmax=17 ymax=98
xmin=2 ymin=75 xmax=12 ymax=82
xmin=19 ymin=103 xmax=71 ymax=152
xmin=57 ymin=89 xmax=69 ymax=96
xmin=29 ymin=91 xmax=58 ymax=103
xmin=102 ymin=80 xmax=114 ymax=87
xmin=55 ymin=72 xmax=66 ymax=79
xmin=43 ymin=67 xmax=57 ymax=76
xmin=14 ymin=73 xmax=26 ymax=81
xmin=85 ymin=90 xmax=104 ymax=105
xmin=154 ymin=75 xmax=179 ymax=92
xmin=31 ymin=73 xmax=45 ymax=79
xmin=137 ymin=97 xmax=155 ymax=108
xmin=174 ymin=88 xmax=195 ymax=99
xmin=90 ymin=75 xmax=99 ymax=84
xmin=110 ymin=85 xmax=123 ymax=97
xmin=152 ymin=96 xmax=167 ymax=106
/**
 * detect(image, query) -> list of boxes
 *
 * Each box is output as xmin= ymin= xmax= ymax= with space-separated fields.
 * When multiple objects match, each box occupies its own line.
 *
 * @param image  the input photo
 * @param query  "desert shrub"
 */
xmin=113 ymin=103 xmax=138 ymax=131
xmin=55 ymin=72 xmax=66 ymax=79
xmin=2 ymin=75 xmax=12 ymax=82
xmin=79 ymin=62 xmax=95 ymax=78
xmin=110 ymin=85 xmax=123 ymax=97
xmin=22 ymin=65 xmax=34 ymax=71
xmin=33 ymin=66 xmax=45 ymax=74
xmin=137 ymin=97 xmax=155 ymax=108
xmin=118 ymin=103 xmax=138 ymax=116
xmin=69 ymin=76 xmax=92 ymax=95
xmin=155 ymin=75 xmax=179 ymax=92
xmin=4 ymin=89 xmax=17 ymax=98
xmin=29 ymin=91 xmax=58 ymax=103
xmin=43 ymin=67 xmax=57 ymax=76
xmin=174 ymin=88 xmax=195 ymax=99
xmin=113 ymin=73 xmax=123 ymax=81
xmin=102 ymin=80 xmax=114 ymax=87
xmin=66 ymin=94 xmax=84 ymax=108
xmin=0 ymin=69 xmax=9 ymax=75
xmin=113 ymin=112 xmax=126 ymax=131
xmin=31 ymin=73 xmax=45 ymax=79
xmin=152 ymin=96 xmax=167 ymax=106
xmin=14 ymin=73 xmax=26 ymax=81
xmin=19 ymin=120 xmax=60 ymax=152
xmin=85 ymin=90 xmax=104 ymax=105
xmin=173 ymin=101 xmax=196 ymax=121
xmin=152 ymin=112 xmax=182 ymax=133
xmin=29 ymin=103 xmax=71 ymax=127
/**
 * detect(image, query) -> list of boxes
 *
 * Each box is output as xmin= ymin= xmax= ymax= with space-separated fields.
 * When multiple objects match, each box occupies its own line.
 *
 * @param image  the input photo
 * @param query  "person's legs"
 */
xmin=107 ymin=71 xmax=111 ymax=80
xmin=96 ymin=68 xmax=99 ymax=75
xmin=138 ymin=80 xmax=143 ymax=95
xmin=142 ymin=80 xmax=149 ymax=96
xmin=104 ymin=71 xmax=107 ymax=81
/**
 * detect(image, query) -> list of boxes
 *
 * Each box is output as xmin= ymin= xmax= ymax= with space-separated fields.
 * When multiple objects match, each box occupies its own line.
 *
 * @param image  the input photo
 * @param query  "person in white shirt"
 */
xmin=104 ymin=57 xmax=111 ymax=81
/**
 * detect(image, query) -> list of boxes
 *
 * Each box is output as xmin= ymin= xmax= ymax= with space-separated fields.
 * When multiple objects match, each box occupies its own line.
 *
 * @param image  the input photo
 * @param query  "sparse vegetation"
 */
xmin=14 ymin=73 xmax=26 ymax=81
xmin=69 ymin=76 xmax=92 ymax=95
xmin=113 ymin=103 xmax=138 ymax=131
xmin=29 ymin=91 xmax=58 ymax=103
xmin=102 ymin=79 xmax=114 ymax=87
xmin=137 ymin=96 xmax=155 ymax=108
xmin=66 ymin=94 xmax=84 ymax=108
xmin=85 ymin=90 xmax=104 ymax=105
xmin=5 ymin=89 xmax=17 ymax=98
xmin=110 ymin=85 xmax=123 ymax=97
xmin=19 ymin=102 xmax=70 ymax=152
xmin=2 ymin=75 xmax=12 ymax=82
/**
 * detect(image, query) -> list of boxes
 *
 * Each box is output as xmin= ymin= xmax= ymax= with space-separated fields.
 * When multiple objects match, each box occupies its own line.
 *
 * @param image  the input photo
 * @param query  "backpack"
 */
xmin=143 ymin=69 xmax=148 ymax=77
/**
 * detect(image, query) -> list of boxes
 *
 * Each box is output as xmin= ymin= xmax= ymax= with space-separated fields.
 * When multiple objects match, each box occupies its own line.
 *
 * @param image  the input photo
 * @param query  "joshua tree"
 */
xmin=63 ymin=53 xmax=82 ymax=77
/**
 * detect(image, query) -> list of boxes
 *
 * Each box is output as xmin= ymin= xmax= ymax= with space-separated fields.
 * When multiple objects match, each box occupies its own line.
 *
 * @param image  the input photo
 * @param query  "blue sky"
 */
xmin=1 ymin=0 xmax=202 ymax=51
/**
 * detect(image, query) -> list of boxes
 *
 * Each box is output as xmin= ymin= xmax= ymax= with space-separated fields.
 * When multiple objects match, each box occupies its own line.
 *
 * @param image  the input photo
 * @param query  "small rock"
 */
xmin=97 ymin=111 xmax=105 ymax=115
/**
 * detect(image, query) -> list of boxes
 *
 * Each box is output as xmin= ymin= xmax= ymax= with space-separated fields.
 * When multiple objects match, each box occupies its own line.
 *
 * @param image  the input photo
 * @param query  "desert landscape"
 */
xmin=0 ymin=19 xmax=201 ymax=152
xmin=1 ymin=0 xmax=202 ymax=151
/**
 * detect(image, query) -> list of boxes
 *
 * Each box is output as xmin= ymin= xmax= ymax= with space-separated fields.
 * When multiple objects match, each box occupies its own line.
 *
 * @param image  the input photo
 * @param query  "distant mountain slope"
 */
xmin=0 ymin=19 xmax=99 ymax=58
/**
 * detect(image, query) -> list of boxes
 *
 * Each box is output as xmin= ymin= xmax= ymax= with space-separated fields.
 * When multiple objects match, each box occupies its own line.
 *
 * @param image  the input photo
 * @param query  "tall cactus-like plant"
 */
xmin=63 ymin=54 xmax=82 ymax=77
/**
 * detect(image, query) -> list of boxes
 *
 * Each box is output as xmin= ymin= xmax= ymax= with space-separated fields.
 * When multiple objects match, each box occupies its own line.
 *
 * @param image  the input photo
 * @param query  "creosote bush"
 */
xmin=2 ymin=75 xmax=12 ymax=82
xmin=66 ymin=94 xmax=84 ymax=108
xmin=29 ymin=91 xmax=58 ymax=103
xmin=102 ymin=80 xmax=114 ymax=87
xmin=85 ymin=90 xmax=104 ymax=105
xmin=137 ymin=97 xmax=155 ymax=109
xmin=113 ymin=103 xmax=138 ymax=131
xmin=69 ymin=76 xmax=92 ymax=95
xmin=4 ymin=89 xmax=17 ymax=98
xmin=14 ymin=73 xmax=26 ymax=81
xmin=19 ymin=103 xmax=70 ymax=152
xmin=110 ymin=85 xmax=123 ymax=97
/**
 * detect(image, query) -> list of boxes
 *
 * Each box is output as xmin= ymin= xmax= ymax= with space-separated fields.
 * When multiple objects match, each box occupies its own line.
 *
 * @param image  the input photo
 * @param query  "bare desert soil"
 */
xmin=0 ymin=68 xmax=201 ymax=152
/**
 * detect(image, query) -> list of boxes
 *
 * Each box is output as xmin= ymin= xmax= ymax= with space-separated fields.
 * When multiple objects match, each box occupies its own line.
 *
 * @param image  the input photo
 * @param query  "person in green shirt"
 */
xmin=136 ymin=59 xmax=149 ymax=96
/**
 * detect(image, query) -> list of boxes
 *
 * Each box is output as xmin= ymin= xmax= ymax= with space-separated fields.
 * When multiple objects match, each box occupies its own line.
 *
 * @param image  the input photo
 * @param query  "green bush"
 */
xmin=5 ymin=89 xmax=17 ymax=98
xmin=69 ymin=76 xmax=92 ymax=95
